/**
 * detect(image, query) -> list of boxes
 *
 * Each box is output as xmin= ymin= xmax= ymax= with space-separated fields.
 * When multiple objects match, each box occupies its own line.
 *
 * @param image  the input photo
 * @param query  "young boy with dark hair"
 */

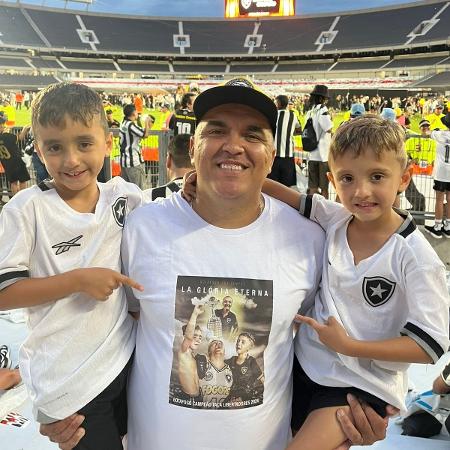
xmin=0 ymin=82 xmax=147 ymax=450
xmin=263 ymin=115 xmax=449 ymax=450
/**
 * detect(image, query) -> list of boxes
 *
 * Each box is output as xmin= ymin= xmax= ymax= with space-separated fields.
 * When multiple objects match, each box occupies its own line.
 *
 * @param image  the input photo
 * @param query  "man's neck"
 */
xmin=168 ymin=167 xmax=191 ymax=182
xmin=191 ymin=191 xmax=264 ymax=229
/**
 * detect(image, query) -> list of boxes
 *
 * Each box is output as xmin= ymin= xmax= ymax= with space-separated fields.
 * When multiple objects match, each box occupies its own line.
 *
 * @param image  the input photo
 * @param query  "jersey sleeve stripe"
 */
xmin=441 ymin=363 xmax=450 ymax=386
xmin=400 ymin=322 xmax=445 ymax=363
xmin=299 ymin=195 xmax=313 ymax=219
xmin=0 ymin=270 xmax=30 ymax=290
xmin=130 ymin=124 xmax=145 ymax=137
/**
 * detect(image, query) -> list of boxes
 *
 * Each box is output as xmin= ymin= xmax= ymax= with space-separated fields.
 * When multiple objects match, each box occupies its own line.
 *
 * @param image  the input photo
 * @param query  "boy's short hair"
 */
xmin=329 ymin=114 xmax=407 ymax=169
xmin=31 ymin=82 xmax=109 ymax=136
xmin=275 ymin=95 xmax=289 ymax=109
xmin=168 ymin=134 xmax=193 ymax=169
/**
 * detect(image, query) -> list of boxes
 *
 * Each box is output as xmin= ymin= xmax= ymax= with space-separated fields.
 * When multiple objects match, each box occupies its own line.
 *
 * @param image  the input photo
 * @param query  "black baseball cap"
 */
xmin=193 ymin=78 xmax=277 ymax=136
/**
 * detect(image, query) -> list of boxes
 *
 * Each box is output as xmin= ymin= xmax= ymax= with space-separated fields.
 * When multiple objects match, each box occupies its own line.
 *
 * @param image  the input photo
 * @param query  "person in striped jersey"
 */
xmin=268 ymin=95 xmax=302 ymax=187
xmin=149 ymin=133 xmax=193 ymax=201
xmin=119 ymin=104 xmax=153 ymax=189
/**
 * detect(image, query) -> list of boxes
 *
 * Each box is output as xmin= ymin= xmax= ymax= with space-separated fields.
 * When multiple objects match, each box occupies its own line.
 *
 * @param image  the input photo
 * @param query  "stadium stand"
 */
xmin=0 ymin=57 xmax=30 ymax=69
xmin=59 ymin=58 xmax=116 ymax=71
xmin=0 ymin=1 xmax=447 ymax=56
xmin=331 ymin=59 xmax=390 ymax=71
xmin=229 ymin=63 xmax=275 ymax=73
xmin=118 ymin=61 xmax=171 ymax=72
xmin=0 ymin=1 xmax=447 ymax=85
xmin=0 ymin=5 xmax=45 ymax=47
xmin=172 ymin=63 xmax=227 ymax=73
xmin=386 ymin=55 xmax=449 ymax=69
xmin=0 ymin=73 xmax=59 ymax=88
xmin=276 ymin=61 xmax=335 ymax=73
xmin=412 ymin=71 xmax=450 ymax=88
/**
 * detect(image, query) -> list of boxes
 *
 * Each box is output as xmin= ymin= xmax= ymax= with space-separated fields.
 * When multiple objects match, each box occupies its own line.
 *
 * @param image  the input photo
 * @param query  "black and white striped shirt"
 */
xmin=119 ymin=119 xmax=145 ymax=168
xmin=274 ymin=109 xmax=301 ymax=158
xmin=149 ymin=178 xmax=183 ymax=201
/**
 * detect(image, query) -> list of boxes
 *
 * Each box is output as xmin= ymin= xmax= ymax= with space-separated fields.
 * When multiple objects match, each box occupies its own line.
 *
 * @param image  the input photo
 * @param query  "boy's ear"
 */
xmin=327 ymin=171 xmax=336 ymax=188
xmin=398 ymin=164 xmax=413 ymax=193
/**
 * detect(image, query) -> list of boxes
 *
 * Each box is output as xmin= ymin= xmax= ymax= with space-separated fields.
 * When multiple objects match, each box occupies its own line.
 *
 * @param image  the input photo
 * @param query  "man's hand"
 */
xmin=40 ymin=414 xmax=85 ymax=450
xmin=295 ymin=315 xmax=354 ymax=356
xmin=73 ymin=268 xmax=143 ymax=301
xmin=334 ymin=394 xmax=398 ymax=448
xmin=181 ymin=170 xmax=197 ymax=203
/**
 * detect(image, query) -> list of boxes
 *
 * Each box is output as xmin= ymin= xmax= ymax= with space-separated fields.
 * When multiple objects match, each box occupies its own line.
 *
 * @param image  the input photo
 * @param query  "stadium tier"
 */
xmin=0 ymin=1 xmax=448 ymax=56
xmin=0 ymin=73 xmax=59 ymax=87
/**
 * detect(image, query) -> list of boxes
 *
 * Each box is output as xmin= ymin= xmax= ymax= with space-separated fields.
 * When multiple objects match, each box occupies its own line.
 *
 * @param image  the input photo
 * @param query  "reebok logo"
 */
xmin=52 ymin=235 xmax=83 ymax=255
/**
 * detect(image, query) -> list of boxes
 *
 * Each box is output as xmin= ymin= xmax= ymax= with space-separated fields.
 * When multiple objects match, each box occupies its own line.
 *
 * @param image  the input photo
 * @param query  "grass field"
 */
xmin=10 ymin=106 xmax=425 ymax=135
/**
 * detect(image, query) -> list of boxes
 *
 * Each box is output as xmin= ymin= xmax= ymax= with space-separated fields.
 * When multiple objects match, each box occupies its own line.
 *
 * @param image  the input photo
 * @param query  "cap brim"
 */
xmin=194 ymin=85 xmax=277 ymax=136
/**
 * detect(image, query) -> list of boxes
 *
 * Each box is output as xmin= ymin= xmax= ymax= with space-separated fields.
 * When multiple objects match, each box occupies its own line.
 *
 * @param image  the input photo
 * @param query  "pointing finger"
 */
xmin=119 ymin=275 xmax=144 ymax=291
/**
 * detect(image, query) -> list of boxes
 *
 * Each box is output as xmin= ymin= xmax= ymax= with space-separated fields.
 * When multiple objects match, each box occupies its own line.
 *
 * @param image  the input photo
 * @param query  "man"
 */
xmin=176 ymin=304 xmax=206 ymax=403
xmin=105 ymin=109 xmax=120 ymax=128
xmin=305 ymin=84 xmax=333 ymax=198
xmin=426 ymin=104 xmax=446 ymax=131
xmin=149 ymin=133 xmax=193 ymax=200
xmin=404 ymin=119 xmax=435 ymax=218
xmin=268 ymin=94 xmax=302 ymax=187
xmin=119 ymin=104 xmax=153 ymax=189
xmin=41 ymin=78 xmax=392 ymax=450
xmin=215 ymin=295 xmax=238 ymax=339
xmin=168 ymin=92 xmax=197 ymax=136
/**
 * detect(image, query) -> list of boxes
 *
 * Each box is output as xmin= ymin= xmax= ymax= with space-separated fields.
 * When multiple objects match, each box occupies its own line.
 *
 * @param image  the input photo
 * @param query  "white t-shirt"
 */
xmin=431 ymin=130 xmax=450 ymax=182
xmin=121 ymin=193 xmax=324 ymax=450
xmin=0 ymin=177 xmax=148 ymax=421
xmin=296 ymin=194 xmax=449 ymax=412
xmin=306 ymin=104 xmax=333 ymax=162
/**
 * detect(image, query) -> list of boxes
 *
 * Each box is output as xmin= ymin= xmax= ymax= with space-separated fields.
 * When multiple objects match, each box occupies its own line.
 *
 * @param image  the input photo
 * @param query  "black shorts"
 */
xmin=3 ymin=158 xmax=30 ymax=184
xmin=307 ymin=160 xmax=329 ymax=191
xmin=267 ymin=156 xmax=296 ymax=187
xmin=291 ymin=358 xmax=388 ymax=432
xmin=433 ymin=180 xmax=450 ymax=193
xmin=75 ymin=355 xmax=133 ymax=450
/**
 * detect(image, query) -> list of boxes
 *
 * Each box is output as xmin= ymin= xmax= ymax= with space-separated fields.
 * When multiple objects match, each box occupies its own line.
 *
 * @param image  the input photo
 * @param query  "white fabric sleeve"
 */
xmin=400 ymin=263 xmax=449 ymax=363
xmin=0 ymin=205 xmax=34 ymax=291
xmin=298 ymin=194 xmax=345 ymax=231
xmin=318 ymin=109 xmax=333 ymax=133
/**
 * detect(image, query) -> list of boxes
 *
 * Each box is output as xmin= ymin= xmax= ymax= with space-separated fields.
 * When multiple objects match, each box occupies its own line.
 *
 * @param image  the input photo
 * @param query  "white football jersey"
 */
xmin=431 ymin=130 xmax=450 ymax=182
xmin=0 ymin=177 xmax=148 ymax=421
xmin=297 ymin=194 xmax=449 ymax=411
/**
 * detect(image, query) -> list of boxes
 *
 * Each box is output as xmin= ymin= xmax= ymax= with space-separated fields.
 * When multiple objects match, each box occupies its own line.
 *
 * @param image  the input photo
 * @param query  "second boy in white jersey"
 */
xmin=264 ymin=115 xmax=449 ymax=450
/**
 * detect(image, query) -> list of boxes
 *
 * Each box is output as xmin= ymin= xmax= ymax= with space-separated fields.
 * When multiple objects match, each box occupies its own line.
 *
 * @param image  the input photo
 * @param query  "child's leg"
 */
xmin=75 ymin=359 xmax=130 ymax=450
xmin=435 ymin=191 xmax=445 ymax=221
xmin=287 ymin=406 xmax=351 ymax=450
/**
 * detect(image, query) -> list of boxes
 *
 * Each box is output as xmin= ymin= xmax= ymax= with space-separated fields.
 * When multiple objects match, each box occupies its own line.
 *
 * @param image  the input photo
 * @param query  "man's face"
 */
xmin=435 ymin=107 xmax=443 ymax=115
xmin=222 ymin=296 xmax=232 ymax=311
xmin=420 ymin=124 xmax=430 ymax=136
xmin=208 ymin=340 xmax=224 ymax=359
xmin=190 ymin=103 xmax=275 ymax=201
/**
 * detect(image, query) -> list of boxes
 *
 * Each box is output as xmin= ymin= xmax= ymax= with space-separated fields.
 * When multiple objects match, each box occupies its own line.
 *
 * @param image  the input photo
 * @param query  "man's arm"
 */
xmin=0 ymin=268 xmax=143 ymax=310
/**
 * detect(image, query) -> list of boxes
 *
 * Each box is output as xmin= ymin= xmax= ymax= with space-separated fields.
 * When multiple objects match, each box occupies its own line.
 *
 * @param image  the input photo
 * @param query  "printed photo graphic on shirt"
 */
xmin=169 ymin=275 xmax=273 ymax=410
xmin=362 ymin=276 xmax=396 ymax=307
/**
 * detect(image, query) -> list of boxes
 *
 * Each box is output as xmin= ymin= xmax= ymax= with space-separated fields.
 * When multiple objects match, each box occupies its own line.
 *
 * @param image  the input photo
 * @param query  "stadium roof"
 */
xmin=1 ymin=0 xmax=437 ymax=18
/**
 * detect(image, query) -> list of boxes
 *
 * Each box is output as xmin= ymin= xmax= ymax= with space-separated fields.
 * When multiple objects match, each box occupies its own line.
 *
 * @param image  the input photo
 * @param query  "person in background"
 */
xmin=305 ymin=85 xmax=333 ymax=198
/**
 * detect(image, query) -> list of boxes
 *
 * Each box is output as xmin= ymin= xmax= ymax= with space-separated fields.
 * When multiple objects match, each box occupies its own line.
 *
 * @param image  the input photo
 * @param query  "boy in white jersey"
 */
xmin=424 ymin=113 xmax=450 ymax=238
xmin=264 ymin=115 xmax=449 ymax=450
xmin=0 ymin=82 xmax=145 ymax=450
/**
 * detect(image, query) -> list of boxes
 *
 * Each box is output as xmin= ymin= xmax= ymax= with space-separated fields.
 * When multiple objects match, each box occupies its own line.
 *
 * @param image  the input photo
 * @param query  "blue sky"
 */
xmin=10 ymin=0 xmax=418 ymax=17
